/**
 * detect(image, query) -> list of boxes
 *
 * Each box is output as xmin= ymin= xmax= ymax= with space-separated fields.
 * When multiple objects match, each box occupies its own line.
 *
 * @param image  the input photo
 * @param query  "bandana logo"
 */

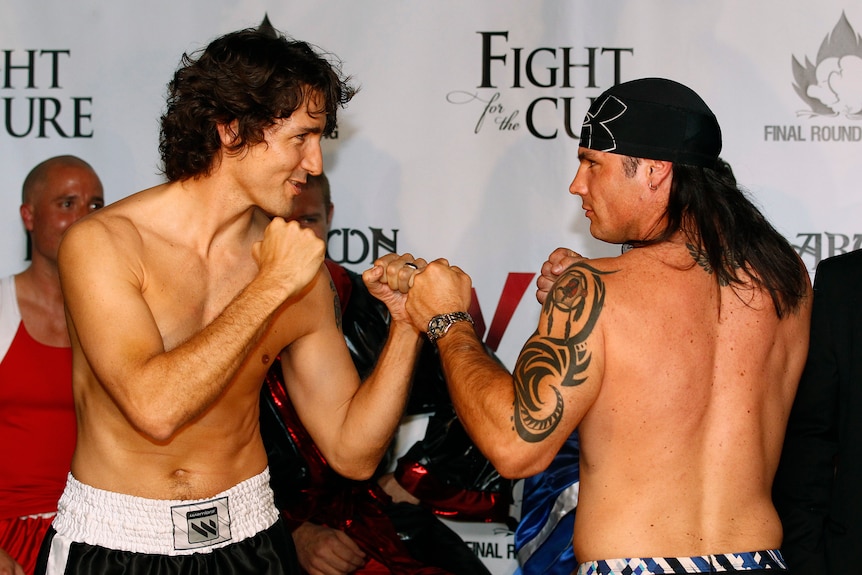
xmin=581 ymin=95 xmax=627 ymax=151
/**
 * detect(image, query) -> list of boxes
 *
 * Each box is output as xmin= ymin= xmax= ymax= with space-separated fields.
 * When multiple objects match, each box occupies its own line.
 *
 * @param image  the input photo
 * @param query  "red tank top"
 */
xmin=0 ymin=322 xmax=75 ymax=519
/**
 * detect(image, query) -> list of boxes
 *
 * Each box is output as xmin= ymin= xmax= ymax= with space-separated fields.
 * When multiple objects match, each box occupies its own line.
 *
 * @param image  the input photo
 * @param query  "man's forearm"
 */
xmin=333 ymin=320 xmax=423 ymax=473
xmin=432 ymin=324 xmax=523 ymax=470
xmin=111 ymin=275 xmax=297 ymax=441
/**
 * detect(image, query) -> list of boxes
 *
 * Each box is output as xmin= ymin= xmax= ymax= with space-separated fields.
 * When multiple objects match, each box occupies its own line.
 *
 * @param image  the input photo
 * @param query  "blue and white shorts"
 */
xmin=577 ymin=550 xmax=787 ymax=574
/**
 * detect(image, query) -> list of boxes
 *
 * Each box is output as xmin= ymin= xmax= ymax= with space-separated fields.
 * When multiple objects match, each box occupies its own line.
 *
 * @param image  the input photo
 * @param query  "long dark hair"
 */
xmin=633 ymin=159 xmax=808 ymax=318
xmin=159 ymin=28 xmax=356 ymax=181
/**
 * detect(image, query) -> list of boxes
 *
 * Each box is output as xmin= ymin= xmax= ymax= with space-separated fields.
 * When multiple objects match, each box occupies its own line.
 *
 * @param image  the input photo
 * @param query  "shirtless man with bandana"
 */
xmin=402 ymin=78 xmax=811 ymax=575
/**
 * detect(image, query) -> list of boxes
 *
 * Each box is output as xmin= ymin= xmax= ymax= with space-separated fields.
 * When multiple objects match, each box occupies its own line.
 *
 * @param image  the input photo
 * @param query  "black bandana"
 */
xmin=579 ymin=78 xmax=722 ymax=168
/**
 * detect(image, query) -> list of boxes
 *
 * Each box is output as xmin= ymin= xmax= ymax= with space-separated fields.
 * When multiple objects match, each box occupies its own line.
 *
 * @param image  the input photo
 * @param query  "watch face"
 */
xmin=429 ymin=316 xmax=447 ymax=337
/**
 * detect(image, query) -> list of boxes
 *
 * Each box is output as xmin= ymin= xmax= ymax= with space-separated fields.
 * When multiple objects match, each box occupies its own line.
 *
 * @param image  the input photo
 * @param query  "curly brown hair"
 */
xmin=158 ymin=28 xmax=356 ymax=182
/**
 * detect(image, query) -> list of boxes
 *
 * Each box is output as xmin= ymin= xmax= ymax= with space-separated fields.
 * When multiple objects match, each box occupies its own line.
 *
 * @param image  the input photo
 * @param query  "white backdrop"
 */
xmin=3 ymin=1 xmax=862 ymax=368
xmin=3 ymin=2 xmax=861 ymax=572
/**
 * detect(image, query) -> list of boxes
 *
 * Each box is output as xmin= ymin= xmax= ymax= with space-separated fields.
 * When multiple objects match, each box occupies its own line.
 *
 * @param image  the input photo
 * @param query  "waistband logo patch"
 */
xmin=171 ymin=496 xmax=233 ymax=551
xmin=187 ymin=507 xmax=219 ymax=543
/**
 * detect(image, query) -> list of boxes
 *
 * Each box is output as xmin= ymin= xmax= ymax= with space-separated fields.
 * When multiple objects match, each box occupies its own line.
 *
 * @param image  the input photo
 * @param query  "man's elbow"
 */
xmin=492 ymin=460 xmax=548 ymax=481
xmin=486 ymin=446 xmax=553 ymax=480
xmin=135 ymin=418 xmax=182 ymax=443
xmin=126 ymin=419 xmax=175 ymax=443
xmin=327 ymin=457 xmax=377 ymax=481
xmin=122 ymin=402 xmax=188 ymax=443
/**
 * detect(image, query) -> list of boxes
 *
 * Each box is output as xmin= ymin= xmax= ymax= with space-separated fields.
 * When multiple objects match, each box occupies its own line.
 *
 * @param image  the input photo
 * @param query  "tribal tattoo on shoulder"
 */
xmin=512 ymin=262 xmax=614 ymax=443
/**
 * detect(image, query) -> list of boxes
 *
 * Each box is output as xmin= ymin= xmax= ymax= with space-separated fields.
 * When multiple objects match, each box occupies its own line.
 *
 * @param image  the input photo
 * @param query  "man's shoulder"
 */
xmin=58 ymin=202 xmax=151 ymax=275
xmin=547 ymin=256 xmax=622 ymax=318
xmin=69 ymin=188 xmax=163 ymax=241
xmin=63 ymin=206 xmax=135 ymax=247
xmin=563 ymin=254 xmax=625 ymax=274
xmin=0 ymin=275 xmax=20 ymax=356
xmin=559 ymin=253 xmax=634 ymax=291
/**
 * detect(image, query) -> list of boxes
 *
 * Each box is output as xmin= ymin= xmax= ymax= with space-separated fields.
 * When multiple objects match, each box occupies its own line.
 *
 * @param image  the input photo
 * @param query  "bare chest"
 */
xmin=139 ymin=248 xmax=259 ymax=351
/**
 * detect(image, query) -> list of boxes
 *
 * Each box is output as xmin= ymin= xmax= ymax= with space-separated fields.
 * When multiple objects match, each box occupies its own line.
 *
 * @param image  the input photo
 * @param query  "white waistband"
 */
xmin=53 ymin=469 xmax=278 ymax=555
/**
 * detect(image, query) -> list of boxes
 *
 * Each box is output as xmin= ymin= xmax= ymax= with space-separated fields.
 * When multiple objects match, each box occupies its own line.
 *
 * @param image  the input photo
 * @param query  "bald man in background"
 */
xmin=0 ymin=156 xmax=104 ymax=575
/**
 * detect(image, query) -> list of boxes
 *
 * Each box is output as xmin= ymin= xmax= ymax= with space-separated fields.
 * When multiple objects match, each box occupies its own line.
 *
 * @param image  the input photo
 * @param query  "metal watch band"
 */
xmin=427 ymin=311 xmax=474 ymax=343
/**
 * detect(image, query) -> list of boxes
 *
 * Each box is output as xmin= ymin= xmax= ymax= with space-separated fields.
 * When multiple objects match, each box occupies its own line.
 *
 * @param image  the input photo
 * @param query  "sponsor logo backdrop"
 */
xmin=2 ymin=0 xmax=860 ymax=392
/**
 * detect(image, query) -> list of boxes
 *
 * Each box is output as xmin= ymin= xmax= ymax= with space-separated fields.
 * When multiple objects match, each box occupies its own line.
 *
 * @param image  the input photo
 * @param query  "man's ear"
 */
xmin=646 ymin=159 xmax=672 ymax=190
xmin=216 ymin=120 xmax=240 ymax=147
xmin=649 ymin=160 xmax=672 ymax=178
xmin=20 ymin=203 xmax=34 ymax=232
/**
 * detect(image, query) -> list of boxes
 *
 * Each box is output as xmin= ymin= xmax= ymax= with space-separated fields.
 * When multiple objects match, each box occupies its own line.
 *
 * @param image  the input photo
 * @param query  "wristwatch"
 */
xmin=427 ymin=311 xmax=474 ymax=343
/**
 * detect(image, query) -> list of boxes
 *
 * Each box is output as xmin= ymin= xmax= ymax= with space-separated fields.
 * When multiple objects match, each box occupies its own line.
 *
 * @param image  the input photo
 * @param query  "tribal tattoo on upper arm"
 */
xmin=329 ymin=276 xmax=342 ymax=330
xmin=512 ymin=262 xmax=613 ymax=443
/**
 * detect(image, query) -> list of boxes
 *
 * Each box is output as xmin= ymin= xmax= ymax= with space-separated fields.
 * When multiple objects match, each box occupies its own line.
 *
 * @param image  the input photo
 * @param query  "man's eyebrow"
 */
xmin=287 ymin=122 xmax=322 ymax=135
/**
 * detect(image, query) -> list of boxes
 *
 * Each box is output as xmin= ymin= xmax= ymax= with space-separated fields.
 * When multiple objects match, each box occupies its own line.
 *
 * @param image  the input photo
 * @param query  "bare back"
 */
xmin=573 ymin=242 xmax=811 ymax=561
xmin=60 ymin=182 xmax=344 ymax=500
